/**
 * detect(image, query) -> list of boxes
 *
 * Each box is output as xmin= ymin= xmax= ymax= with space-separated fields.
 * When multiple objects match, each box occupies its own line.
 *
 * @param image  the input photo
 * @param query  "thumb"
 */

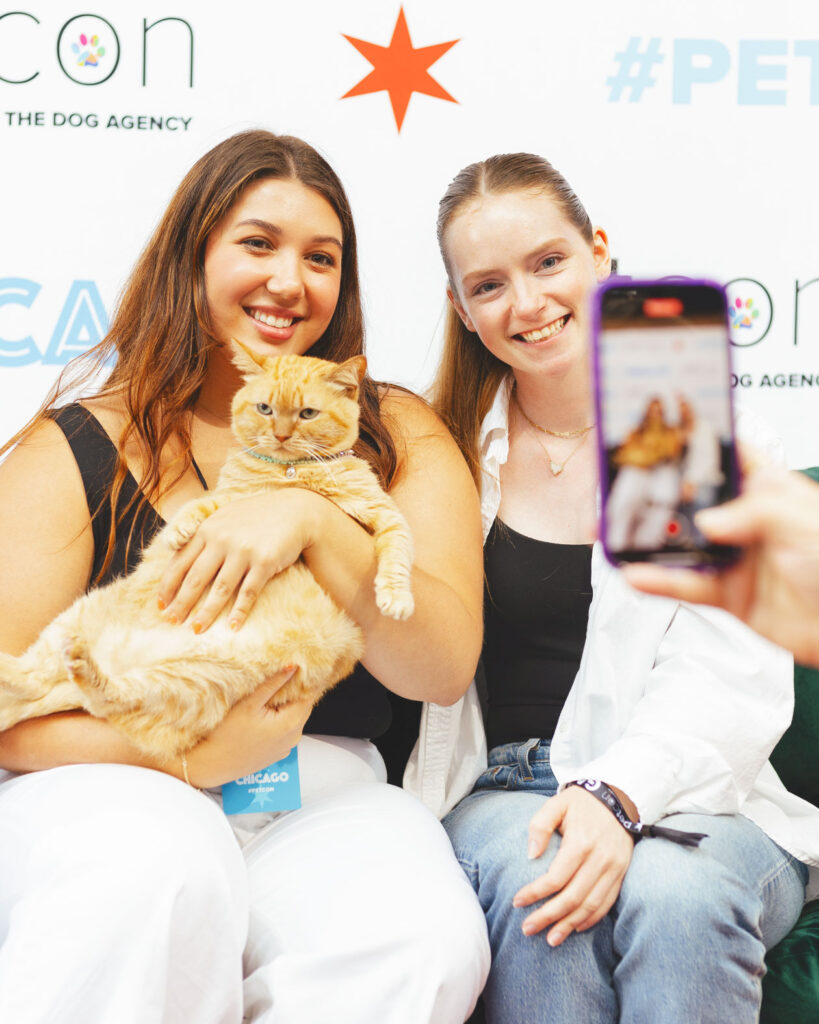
xmin=694 ymin=493 xmax=766 ymax=546
xmin=254 ymin=665 xmax=299 ymax=707
xmin=528 ymin=793 xmax=566 ymax=860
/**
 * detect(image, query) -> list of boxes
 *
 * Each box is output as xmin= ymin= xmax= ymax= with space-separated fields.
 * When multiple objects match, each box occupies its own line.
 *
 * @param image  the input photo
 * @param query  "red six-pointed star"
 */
xmin=341 ymin=7 xmax=459 ymax=131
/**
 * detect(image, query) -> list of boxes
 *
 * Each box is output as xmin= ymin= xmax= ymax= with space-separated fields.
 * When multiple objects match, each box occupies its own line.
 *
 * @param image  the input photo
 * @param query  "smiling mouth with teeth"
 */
xmin=517 ymin=314 xmax=570 ymax=343
xmin=249 ymin=309 xmax=298 ymax=329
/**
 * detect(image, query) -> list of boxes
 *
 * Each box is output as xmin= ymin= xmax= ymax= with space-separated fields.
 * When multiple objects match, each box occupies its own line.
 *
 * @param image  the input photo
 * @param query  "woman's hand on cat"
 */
xmin=157 ymin=489 xmax=324 ymax=633
xmin=511 ymin=786 xmax=635 ymax=947
xmin=182 ymin=668 xmax=313 ymax=788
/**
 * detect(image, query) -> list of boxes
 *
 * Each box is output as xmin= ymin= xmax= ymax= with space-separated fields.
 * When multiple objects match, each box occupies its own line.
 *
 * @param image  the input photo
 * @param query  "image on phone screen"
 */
xmin=594 ymin=280 xmax=740 ymax=567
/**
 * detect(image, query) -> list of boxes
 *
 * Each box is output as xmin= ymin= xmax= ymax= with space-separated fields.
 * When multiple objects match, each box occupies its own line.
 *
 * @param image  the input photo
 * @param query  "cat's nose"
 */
xmin=275 ymin=433 xmax=291 ymax=442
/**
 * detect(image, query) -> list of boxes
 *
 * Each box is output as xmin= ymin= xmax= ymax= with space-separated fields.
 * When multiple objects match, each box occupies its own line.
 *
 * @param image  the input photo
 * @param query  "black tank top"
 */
xmin=482 ymin=518 xmax=593 ymax=749
xmin=50 ymin=404 xmax=408 ymax=762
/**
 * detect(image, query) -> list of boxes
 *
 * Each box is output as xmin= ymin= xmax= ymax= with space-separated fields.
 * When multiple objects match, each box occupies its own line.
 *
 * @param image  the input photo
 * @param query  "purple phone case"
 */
xmin=590 ymin=277 xmax=741 ymax=569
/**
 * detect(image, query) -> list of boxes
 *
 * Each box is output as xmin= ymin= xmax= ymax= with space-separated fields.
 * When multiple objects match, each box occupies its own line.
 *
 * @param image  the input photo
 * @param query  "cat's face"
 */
xmin=231 ymin=353 xmax=366 ymax=460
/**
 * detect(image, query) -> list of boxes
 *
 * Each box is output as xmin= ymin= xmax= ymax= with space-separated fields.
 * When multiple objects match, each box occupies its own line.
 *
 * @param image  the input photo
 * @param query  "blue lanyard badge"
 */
xmin=221 ymin=747 xmax=301 ymax=815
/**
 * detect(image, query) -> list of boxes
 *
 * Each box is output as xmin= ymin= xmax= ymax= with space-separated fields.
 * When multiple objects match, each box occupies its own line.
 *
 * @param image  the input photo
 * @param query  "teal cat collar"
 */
xmin=565 ymin=779 xmax=708 ymax=848
xmin=243 ymin=448 xmax=355 ymax=478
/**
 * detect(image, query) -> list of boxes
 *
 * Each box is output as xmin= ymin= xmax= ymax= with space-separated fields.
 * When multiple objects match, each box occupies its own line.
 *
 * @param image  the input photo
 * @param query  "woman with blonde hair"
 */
xmin=430 ymin=151 xmax=819 ymax=1023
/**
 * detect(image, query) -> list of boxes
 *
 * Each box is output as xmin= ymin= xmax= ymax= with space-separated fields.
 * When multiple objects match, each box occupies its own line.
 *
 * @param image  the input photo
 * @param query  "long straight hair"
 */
xmin=3 ymin=130 xmax=398 ymax=581
xmin=430 ymin=153 xmax=593 ymax=489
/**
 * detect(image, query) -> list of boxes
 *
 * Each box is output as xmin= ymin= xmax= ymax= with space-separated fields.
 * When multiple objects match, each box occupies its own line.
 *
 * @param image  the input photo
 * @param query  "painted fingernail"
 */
xmin=283 ymin=665 xmax=298 ymax=678
xmin=228 ymin=619 xmax=240 ymax=631
xmin=157 ymin=597 xmax=166 ymax=611
xmin=191 ymin=621 xmax=203 ymax=634
xmin=165 ymin=612 xmax=178 ymax=624
xmin=547 ymin=931 xmax=565 ymax=947
xmin=527 ymin=839 xmax=539 ymax=860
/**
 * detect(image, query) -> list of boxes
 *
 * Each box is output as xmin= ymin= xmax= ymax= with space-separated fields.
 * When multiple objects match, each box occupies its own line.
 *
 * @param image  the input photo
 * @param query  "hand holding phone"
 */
xmin=592 ymin=279 xmax=741 ymax=568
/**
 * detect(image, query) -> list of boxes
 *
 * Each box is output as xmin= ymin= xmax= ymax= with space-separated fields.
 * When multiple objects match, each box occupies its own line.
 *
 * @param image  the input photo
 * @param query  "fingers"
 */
xmin=514 ymin=831 xmax=587 ymax=909
xmin=269 ymin=693 xmax=315 ymax=733
xmin=546 ymin=875 xmax=622 ymax=947
xmin=187 ymin=555 xmax=254 ymax=634
xmin=514 ymin=789 xmax=634 ymax=947
xmin=157 ymin=536 xmax=206 ymax=615
xmin=160 ymin=546 xmax=288 ymax=632
xmin=224 ymin=566 xmax=269 ymax=631
xmin=518 ymin=862 xmax=620 ymax=945
xmin=621 ymin=563 xmax=727 ymax=605
xmin=261 ymin=692 xmax=314 ymax=761
xmin=694 ymin=499 xmax=765 ymax=546
xmin=159 ymin=548 xmax=274 ymax=632
xmin=252 ymin=667 xmax=298 ymax=708
xmin=526 ymin=793 xmax=564 ymax=860
xmin=161 ymin=545 xmax=229 ymax=626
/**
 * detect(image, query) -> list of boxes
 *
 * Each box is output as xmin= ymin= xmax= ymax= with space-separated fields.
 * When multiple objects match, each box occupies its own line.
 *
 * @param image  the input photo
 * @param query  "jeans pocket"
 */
xmin=474 ymin=764 xmax=512 ymax=790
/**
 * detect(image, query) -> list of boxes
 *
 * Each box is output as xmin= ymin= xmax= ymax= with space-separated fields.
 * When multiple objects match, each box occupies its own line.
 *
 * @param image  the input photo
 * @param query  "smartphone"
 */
xmin=592 ymin=279 xmax=741 ymax=568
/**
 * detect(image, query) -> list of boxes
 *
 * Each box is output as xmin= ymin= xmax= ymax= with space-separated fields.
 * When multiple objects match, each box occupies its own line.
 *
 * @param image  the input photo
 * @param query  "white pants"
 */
xmin=605 ymin=464 xmax=682 ymax=550
xmin=0 ymin=741 xmax=489 ymax=1024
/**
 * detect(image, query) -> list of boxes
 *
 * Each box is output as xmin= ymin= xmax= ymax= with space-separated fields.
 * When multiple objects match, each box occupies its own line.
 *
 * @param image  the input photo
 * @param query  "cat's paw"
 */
xmin=63 ymin=635 xmax=91 ymax=686
xmin=164 ymin=520 xmax=198 ymax=551
xmin=375 ymin=586 xmax=415 ymax=621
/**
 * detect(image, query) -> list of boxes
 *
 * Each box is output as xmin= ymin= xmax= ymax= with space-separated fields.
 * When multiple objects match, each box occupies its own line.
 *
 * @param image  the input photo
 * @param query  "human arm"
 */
xmin=569 ymin=588 xmax=793 ymax=828
xmin=623 ymin=467 xmax=819 ymax=667
xmin=0 ymin=420 xmax=311 ymax=779
xmin=513 ymin=433 xmax=794 ymax=942
xmin=511 ymin=589 xmax=791 ymax=945
xmin=515 ymin=412 xmax=794 ymax=945
xmin=0 ymin=682 xmax=312 ymax=787
xmin=157 ymin=392 xmax=484 ymax=705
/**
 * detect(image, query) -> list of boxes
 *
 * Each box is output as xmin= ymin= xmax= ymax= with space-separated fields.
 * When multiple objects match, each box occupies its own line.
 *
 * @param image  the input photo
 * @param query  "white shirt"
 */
xmin=404 ymin=377 xmax=819 ymax=899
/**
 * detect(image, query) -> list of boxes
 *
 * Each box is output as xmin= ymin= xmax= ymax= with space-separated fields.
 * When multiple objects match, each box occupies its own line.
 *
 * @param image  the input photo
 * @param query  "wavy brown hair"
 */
xmin=430 ymin=153 xmax=593 ymax=488
xmin=3 ymin=130 xmax=399 ymax=581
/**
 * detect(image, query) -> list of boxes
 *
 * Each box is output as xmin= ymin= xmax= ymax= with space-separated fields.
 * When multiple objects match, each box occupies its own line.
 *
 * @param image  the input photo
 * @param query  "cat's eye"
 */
xmin=256 ymin=403 xmax=273 ymax=416
xmin=299 ymin=408 xmax=320 ymax=420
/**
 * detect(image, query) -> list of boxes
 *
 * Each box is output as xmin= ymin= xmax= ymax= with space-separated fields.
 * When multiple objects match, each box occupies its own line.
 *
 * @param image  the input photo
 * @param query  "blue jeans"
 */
xmin=443 ymin=739 xmax=809 ymax=1024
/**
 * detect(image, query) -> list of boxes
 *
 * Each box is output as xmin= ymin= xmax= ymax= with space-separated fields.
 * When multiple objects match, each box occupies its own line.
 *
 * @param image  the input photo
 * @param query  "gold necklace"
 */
xmin=512 ymin=383 xmax=594 ymax=439
xmin=529 ymin=428 xmax=591 ymax=477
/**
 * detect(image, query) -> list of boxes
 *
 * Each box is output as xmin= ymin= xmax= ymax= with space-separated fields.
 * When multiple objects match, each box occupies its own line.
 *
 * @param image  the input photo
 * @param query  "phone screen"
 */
xmin=593 ymin=280 xmax=740 ymax=567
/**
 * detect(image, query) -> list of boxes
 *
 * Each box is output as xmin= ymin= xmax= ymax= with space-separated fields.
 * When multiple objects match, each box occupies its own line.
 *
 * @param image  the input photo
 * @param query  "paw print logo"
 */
xmin=725 ymin=279 xmax=772 ymax=348
xmin=730 ymin=297 xmax=760 ymax=330
xmin=71 ymin=34 xmax=106 ymax=68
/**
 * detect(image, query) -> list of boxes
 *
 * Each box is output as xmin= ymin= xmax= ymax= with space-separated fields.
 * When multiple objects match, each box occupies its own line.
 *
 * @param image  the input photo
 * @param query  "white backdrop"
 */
xmin=2 ymin=1 xmax=818 ymax=466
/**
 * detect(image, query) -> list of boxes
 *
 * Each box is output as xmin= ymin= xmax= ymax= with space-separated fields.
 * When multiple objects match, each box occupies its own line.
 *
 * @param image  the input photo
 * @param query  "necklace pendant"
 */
xmin=550 ymin=461 xmax=564 ymax=476
xmin=285 ymin=466 xmax=296 ymax=479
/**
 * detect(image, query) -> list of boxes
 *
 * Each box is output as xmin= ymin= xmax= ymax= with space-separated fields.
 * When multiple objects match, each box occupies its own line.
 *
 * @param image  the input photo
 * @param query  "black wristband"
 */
xmin=565 ymin=779 xmax=708 ymax=848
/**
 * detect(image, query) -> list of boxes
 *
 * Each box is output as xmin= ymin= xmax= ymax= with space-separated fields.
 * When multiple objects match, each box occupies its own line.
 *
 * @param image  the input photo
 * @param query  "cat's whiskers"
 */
xmin=302 ymin=439 xmax=349 ymax=465
xmin=247 ymin=439 xmax=278 ymax=459
xmin=288 ymin=439 xmax=348 ymax=487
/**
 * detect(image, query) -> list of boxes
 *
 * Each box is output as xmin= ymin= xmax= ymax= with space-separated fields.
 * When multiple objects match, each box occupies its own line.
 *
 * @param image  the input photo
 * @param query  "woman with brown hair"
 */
xmin=0 ymin=131 xmax=489 ymax=1023
xmin=428 ymin=152 xmax=818 ymax=1023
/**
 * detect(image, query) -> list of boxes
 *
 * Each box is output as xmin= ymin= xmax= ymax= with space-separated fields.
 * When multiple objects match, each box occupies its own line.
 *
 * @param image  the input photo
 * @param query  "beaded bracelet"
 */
xmin=565 ymin=779 xmax=708 ymax=848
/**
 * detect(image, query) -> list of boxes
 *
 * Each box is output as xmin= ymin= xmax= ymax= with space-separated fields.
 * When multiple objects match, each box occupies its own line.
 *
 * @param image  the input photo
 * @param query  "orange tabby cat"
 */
xmin=0 ymin=349 xmax=414 ymax=761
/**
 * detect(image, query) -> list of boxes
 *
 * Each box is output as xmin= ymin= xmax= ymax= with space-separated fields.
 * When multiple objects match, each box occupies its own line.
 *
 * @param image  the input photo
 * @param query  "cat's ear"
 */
xmin=329 ymin=355 xmax=367 ymax=396
xmin=230 ymin=340 xmax=267 ymax=378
